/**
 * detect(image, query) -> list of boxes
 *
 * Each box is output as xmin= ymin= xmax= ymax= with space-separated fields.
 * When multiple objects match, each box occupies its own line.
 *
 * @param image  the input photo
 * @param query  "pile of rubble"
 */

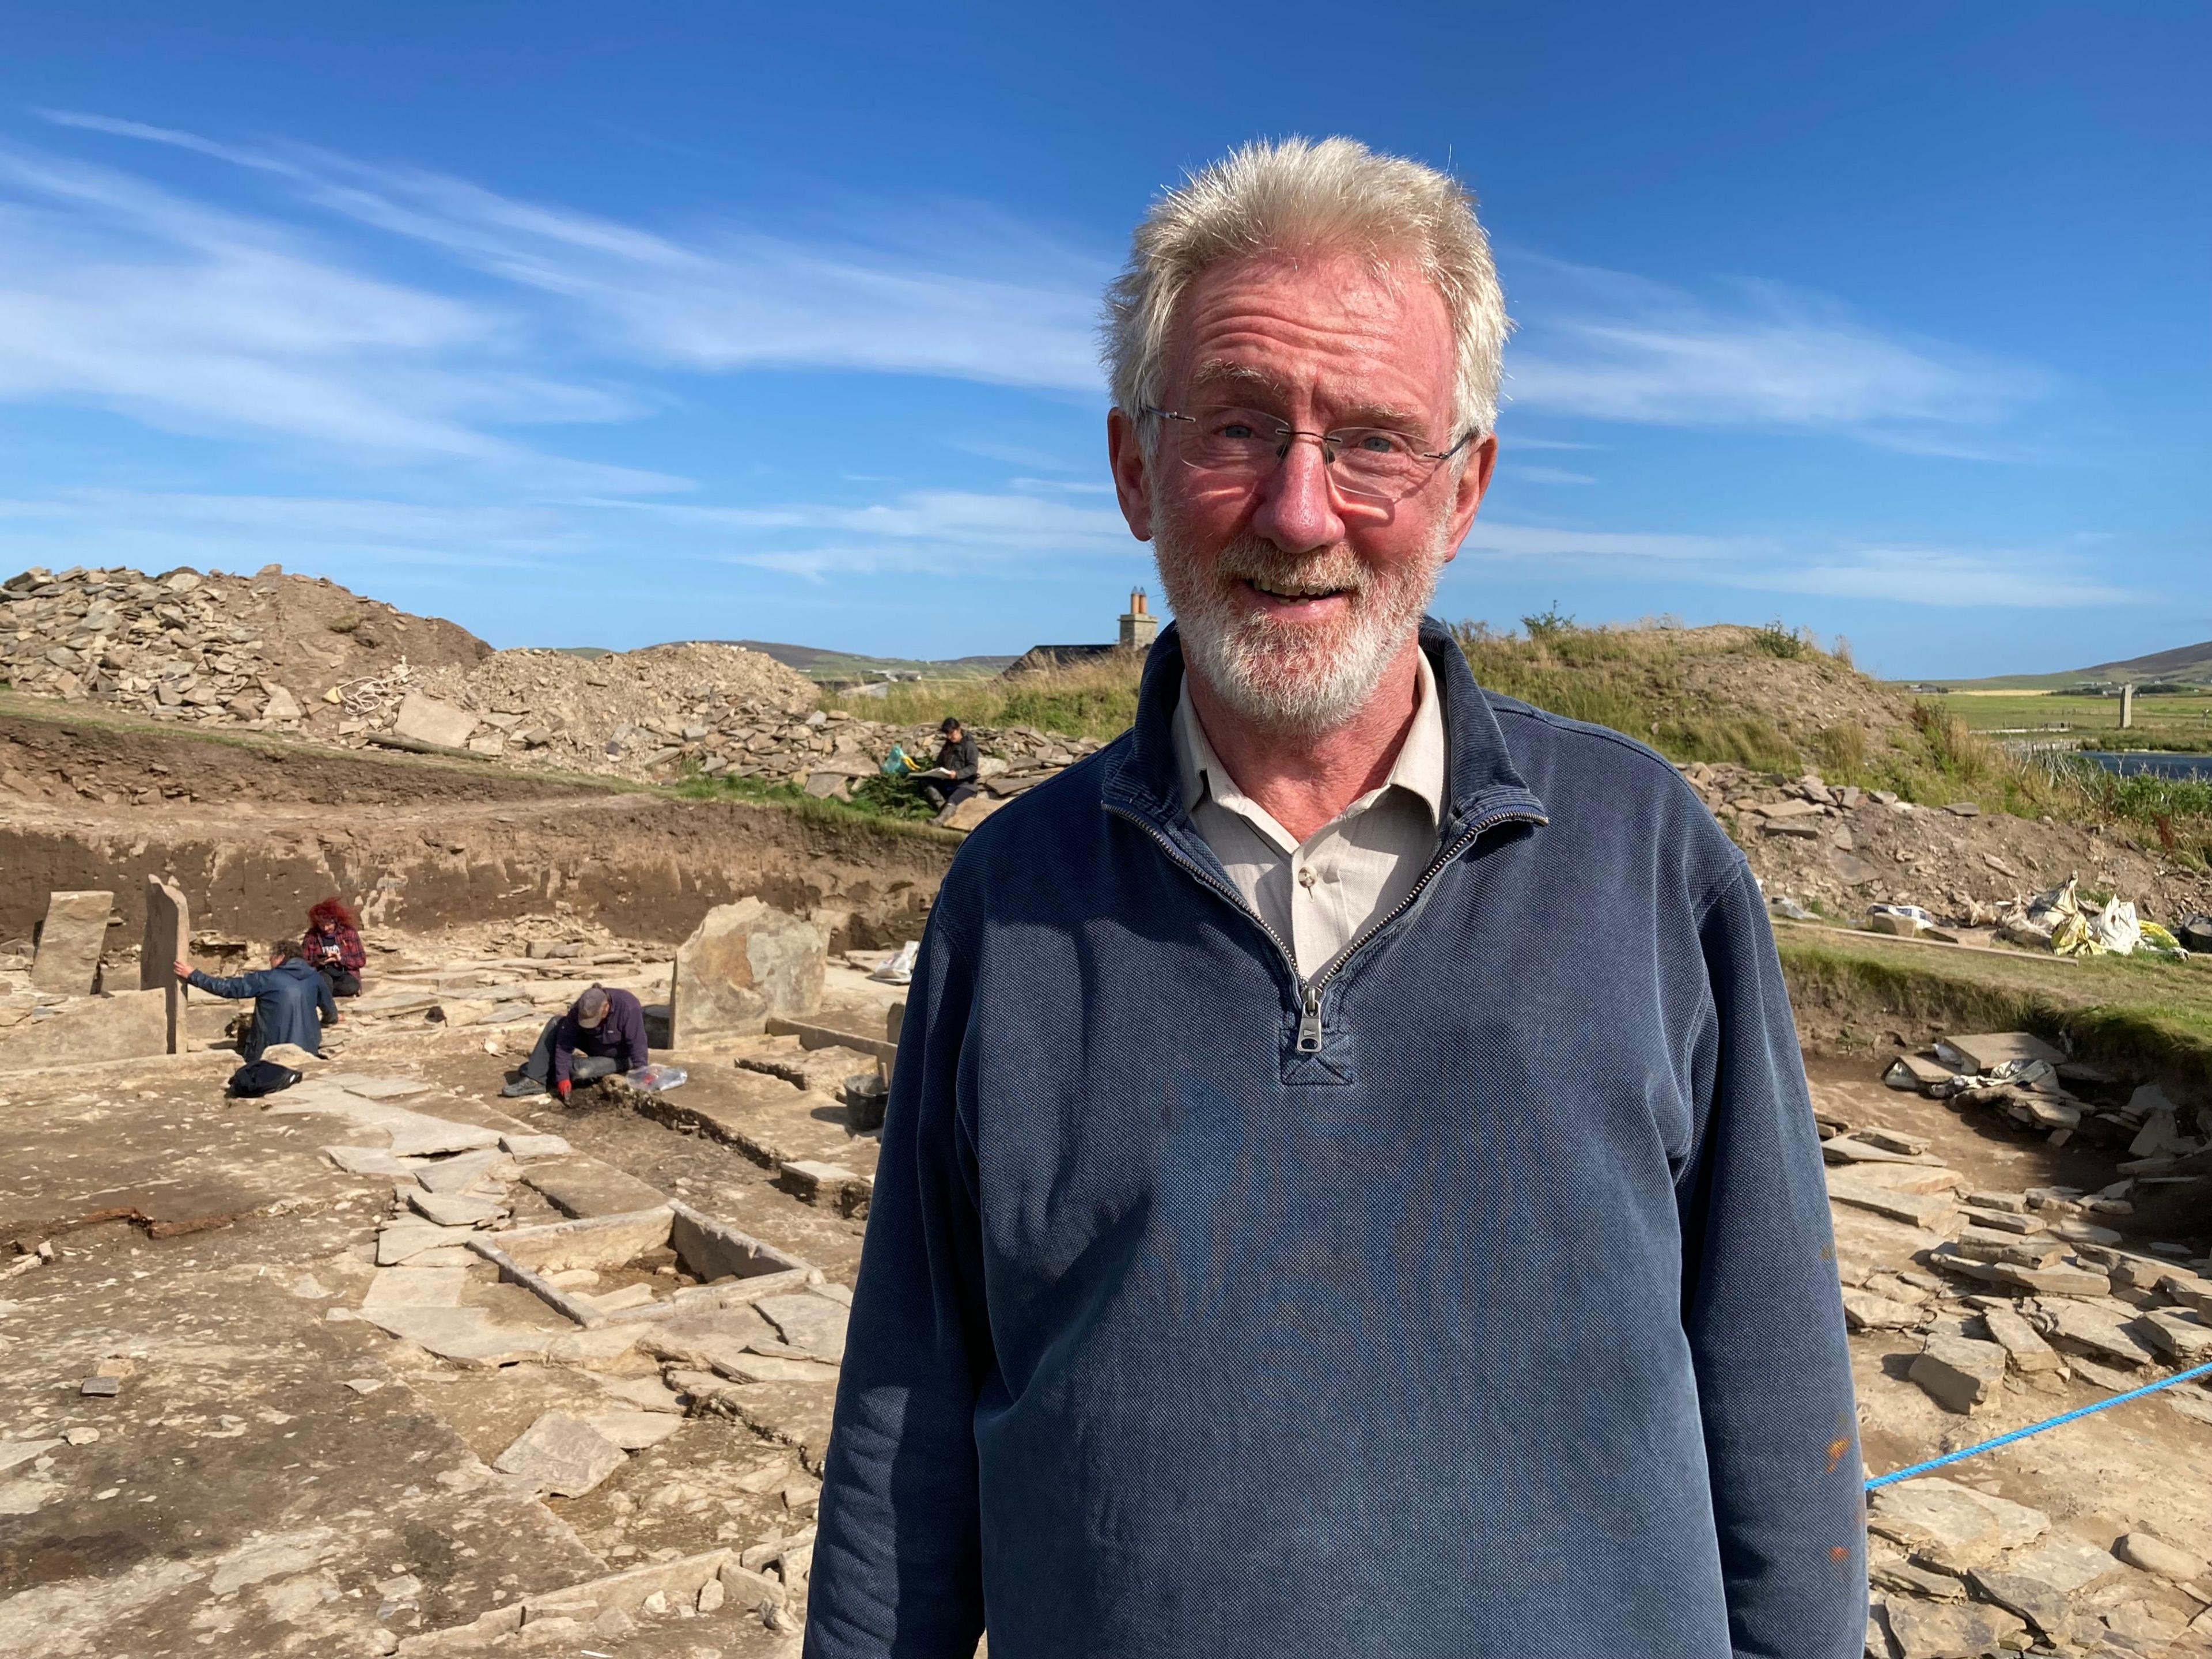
xmin=0 ymin=563 xmax=487 ymax=724
xmin=1 ymin=563 xmax=1105 ymax=805
xmin=1678 ymin=760 xmax=2212 ymax=948
xmin=1820 ymin=1029 xmax=2212 ymax=1653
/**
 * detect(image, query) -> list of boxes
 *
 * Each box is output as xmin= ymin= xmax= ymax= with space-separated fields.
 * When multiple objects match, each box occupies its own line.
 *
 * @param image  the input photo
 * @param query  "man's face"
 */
xmin=1109 ymin=250 xmax=1495 ymax=732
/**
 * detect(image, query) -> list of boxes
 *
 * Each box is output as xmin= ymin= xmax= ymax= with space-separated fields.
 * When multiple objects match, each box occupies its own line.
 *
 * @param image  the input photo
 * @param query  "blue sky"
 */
xmin=1 ymin=3 xmax=2204 ymax=677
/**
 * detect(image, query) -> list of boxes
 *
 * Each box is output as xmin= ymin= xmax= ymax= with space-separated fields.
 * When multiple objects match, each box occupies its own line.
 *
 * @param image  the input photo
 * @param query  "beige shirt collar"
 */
xmin=1174 ymin=649 xmax=1446 ymax=853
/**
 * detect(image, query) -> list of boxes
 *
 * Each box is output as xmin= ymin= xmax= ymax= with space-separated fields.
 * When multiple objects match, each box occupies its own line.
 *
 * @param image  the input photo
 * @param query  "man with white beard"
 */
xmin=807 ymin=138 xmax=1863 ymax=1659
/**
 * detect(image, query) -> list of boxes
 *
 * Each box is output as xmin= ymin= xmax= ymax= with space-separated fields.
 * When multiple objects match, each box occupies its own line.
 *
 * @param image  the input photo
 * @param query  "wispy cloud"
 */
xmin=0 ymin=143 xmax=681 ymax=491
xmin=43 ymin=110 xmax=1109 ymax=395
xmin=594 ymin=487 xmax=1132 ymax=579
xmin=1751 ymin=547 xmax=2137 ymax=608
xmin=1503 ymin=254 xmax=2052 ymax=452
xmin=1457 ymin=516 xmax=2137 ymax=609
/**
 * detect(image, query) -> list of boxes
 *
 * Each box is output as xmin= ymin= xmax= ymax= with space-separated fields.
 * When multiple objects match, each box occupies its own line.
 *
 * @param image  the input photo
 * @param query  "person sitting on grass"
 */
xmin=300 ymin=896 xmax=366 ymax=998
xmin=911 ymin=715 xmax=980 ymax=818
xmin=174 ymin=939 xmax=339 ymax=1061
xmin=502 ymin=984 xmax=647 ymax=1099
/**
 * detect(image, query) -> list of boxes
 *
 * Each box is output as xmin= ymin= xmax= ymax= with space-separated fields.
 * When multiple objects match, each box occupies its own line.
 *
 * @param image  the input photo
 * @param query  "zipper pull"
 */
xmin=1297 ymin=988 xmax=1323 ymax=1053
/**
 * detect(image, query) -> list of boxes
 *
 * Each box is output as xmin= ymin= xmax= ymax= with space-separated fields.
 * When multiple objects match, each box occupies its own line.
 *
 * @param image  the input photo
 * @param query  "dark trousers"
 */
xmin=519 ymin=1016 xmax=620 ymax=1086
xmin=316 ymin=961 xmax=361 ymax=998
xmin=918 ymin=779 xmax=978 ymax=812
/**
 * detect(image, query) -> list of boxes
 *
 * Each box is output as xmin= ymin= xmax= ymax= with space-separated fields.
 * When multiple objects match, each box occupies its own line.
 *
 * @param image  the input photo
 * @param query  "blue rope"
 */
xmin=1865 ymin=1358 xmax=2212 ymax=1491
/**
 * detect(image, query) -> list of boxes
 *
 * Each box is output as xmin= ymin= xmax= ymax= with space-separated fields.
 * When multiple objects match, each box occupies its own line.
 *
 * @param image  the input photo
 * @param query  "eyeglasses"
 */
xmin=1142 ymin=404 xmax=1471 ymax=505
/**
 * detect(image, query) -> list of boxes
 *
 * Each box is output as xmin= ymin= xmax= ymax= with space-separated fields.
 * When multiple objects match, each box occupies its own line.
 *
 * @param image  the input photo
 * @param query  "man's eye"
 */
xmin=1354 ymin=431 xmax=1403 ymax=454
xmin=1217 ymin=421 xmax=1259 ymax=440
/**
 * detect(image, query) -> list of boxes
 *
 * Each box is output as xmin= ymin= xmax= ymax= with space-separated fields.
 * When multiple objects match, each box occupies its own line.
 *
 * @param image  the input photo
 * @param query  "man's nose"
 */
xmin=1248 ymin=432 xmax=1345 ymax=555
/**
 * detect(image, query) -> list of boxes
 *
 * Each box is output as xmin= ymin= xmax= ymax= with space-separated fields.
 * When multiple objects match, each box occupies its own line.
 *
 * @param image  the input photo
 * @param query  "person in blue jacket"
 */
xmin=173 ymin=938 xmax=338 ymax=1060
xmin=804 ymin=137 xmax=1864 ymax=1659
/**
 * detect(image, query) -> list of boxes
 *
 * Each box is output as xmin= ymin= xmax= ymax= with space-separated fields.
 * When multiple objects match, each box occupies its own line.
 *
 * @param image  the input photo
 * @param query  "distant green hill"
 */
xmin=536 ymin=639 xmax=1017 ymax=681
xmin=718 ymin=640 xmax=1016 ymax=683
xmin=1908 ymin=638 xmax=2212 ymax=692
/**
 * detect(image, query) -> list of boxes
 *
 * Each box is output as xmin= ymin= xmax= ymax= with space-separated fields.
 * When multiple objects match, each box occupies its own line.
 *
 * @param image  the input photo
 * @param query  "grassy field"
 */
xmin=1919 ymin=687 xmax=2212 ymax=752
xmin=1777 ymin=922 xmax=2212 ymax=1090
xmin=807 ymin=622 xmax=2212 ymax=841
xmin=820 ymin=656 xmax=1142 ymax=742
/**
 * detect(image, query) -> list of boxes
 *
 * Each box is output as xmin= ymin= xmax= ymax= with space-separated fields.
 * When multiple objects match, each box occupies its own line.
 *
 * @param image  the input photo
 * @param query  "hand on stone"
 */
xmin=555 ymin=1078 xmax=572 ymax=1099
xmin=172 ymin=959 xmax=192 ymax=980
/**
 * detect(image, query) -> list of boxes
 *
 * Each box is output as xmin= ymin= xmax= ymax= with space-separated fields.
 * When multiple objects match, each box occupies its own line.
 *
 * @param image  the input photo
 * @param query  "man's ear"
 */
xmin=1107 ymin=407 xmax=1154 ymax=542
xmin=1438 ymin=433 xmax=1498 ymax=566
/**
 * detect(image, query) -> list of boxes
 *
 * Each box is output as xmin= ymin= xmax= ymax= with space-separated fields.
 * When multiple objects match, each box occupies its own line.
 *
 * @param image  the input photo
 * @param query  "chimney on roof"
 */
xmin=1119 ymin=587 xmax=1158 ymax=651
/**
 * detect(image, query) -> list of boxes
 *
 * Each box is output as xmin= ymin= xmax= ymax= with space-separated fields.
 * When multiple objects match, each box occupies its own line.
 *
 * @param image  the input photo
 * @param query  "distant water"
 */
xmin=2077 ymin=750 xmax=2212 ymax=781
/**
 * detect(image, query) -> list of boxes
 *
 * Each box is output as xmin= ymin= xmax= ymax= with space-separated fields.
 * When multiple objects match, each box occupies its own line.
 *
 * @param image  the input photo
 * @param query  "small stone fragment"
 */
xmin=2116 ymin=1532 xmax=2207 ymax=1582
xmin=1909 ymin=1335 xmax=2009 ymax=1414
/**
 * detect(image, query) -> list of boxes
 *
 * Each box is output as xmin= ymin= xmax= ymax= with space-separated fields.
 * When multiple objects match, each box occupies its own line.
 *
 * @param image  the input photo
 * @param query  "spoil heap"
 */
xmin=0 ymin=565 xmax=824 ymax=785
xmin=0 ymin=562 xmax=487 ymax=723
xmin=1678 ymin=762 xmax=2212 ymax=937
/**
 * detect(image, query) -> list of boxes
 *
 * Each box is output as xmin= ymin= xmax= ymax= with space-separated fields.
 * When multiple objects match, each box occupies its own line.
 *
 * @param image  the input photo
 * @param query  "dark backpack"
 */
xmin=228 ymin=1059 xmax=302 ymax=1098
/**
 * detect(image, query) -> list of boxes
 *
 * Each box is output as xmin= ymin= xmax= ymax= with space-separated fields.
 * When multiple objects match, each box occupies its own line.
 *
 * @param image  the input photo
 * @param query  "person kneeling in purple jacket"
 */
xmin=502 ymin=984 xmax=646 ymax=1099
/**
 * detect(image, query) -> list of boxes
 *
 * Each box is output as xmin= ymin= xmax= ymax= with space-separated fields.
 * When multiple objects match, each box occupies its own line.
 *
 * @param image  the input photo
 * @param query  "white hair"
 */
xmin=1103 ymin=135 xmax=1509 ymax=441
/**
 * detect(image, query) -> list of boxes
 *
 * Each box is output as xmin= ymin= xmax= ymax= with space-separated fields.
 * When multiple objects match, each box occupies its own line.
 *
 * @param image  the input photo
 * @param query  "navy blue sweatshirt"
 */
xmin=808 ymin=622 xmax=1863 ymax=1659
xmin=187 ymin=956 xmax=334 ymax=1060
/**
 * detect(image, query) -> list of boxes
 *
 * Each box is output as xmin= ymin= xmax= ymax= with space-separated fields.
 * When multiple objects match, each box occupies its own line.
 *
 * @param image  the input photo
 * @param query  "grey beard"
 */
xmin=1152 ymin=522 xmax=1444 ymax=736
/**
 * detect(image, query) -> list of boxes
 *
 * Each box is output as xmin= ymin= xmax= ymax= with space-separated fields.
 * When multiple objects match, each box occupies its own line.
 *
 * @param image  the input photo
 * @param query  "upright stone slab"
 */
xmin=139 ymin=876 xmax=190 ymax=1053
xmin=669 ymin=898 xmax=824 ymax=1044
xmin=31 ymin=890 xmax=113 ymax=994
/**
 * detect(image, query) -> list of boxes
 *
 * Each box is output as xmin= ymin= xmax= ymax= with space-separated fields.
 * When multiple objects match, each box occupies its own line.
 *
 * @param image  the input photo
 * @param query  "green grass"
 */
xmin=1918 ymin=687 xmax=2212 ymax=749
xmin=664 ymin=768 xmax=957 ymax=838
xmin=820 ymin=657 xmax=1141 ymax=743
xmin=1777 ymin=925 xmax=2212 ymax=1096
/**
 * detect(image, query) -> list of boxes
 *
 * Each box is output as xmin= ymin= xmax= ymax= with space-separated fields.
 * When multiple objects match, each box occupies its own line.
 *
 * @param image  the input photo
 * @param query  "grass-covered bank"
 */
xmin=819 ymin=657 xmax=1140 ymax=743
xmin=1777 ymin=923 xmax=2212 ymax=1093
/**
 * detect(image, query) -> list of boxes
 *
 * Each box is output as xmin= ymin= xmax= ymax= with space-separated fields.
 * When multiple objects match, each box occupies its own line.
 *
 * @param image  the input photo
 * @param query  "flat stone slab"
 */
xmin=1869 ymin=1476 xmax=2050 ymax=1569
xmin=367 ymin=1305 xmax=552 ymax=1366
xmin=521 ymin=1157 xmax=668 ymax=1218
xmin=1827 ymin=1175 xmax=1959 ymax=1232
xmin=493 ymin=1412 xmax=626 ymax=1496
xmin=582 ymin=1409 xmax=684 ymax=1450
xmin=376 ymin=1221 xmax=482 ymax=1265
xmin=2030 ymin=1298 xmax=2159 ymax=1368
xmin=0 ymin=988 xmax=168 ymax=1067
xmin=499 ymin=1132 xmax=571 ymax=1158
xmin=323 ymin=1146 xmax=421 ymax=1177
xmin=0 ymin=1438 xmax=60 ymax=1474
xmin=407 ymin=1189 xmax=508 ymax=1228
xmin=328 ymin=1074 xmax=437 ymax=1099
xmin=1880 ymin=1597 xmax=2028 ymax=1659
xmin=415 ymin=1149 xmax=506 ymax=1194
xmin=382 ymin=1113 xmax=504 ymax=1158
xmin=1938 ymin=1032 xmax=2066 ymax=1072
xmin=670 ymin=1370 xmax=838 ymax=1475
xmin=361 ymin=1267 xmax=469 ymax=1315
xmin=753 ymin=1292 xmax=850 ymax=1363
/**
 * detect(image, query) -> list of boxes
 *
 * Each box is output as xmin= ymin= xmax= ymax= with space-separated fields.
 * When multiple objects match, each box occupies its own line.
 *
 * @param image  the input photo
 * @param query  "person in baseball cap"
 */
xmin=502 ymin=982 xmax=647 ymax=1098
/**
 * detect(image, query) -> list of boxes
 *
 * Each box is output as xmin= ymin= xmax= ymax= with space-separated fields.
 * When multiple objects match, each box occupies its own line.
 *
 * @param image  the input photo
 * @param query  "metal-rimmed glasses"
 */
xmin=1142 ymin=403 xmax=1471 ymax=505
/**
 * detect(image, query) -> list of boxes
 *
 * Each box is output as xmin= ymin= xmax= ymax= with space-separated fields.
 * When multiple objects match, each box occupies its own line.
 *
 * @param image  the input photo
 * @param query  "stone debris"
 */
xmin=2115 ymin=1531 xmax=2206 ymax=1582
xmin=1908 ymin=1335 xmax=2010 ymax=1414
xmin=1869 ymin=1476 xmax=2051 ymax=1569
xmin=493 ymin=1412 xmax=626 ymax=1497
